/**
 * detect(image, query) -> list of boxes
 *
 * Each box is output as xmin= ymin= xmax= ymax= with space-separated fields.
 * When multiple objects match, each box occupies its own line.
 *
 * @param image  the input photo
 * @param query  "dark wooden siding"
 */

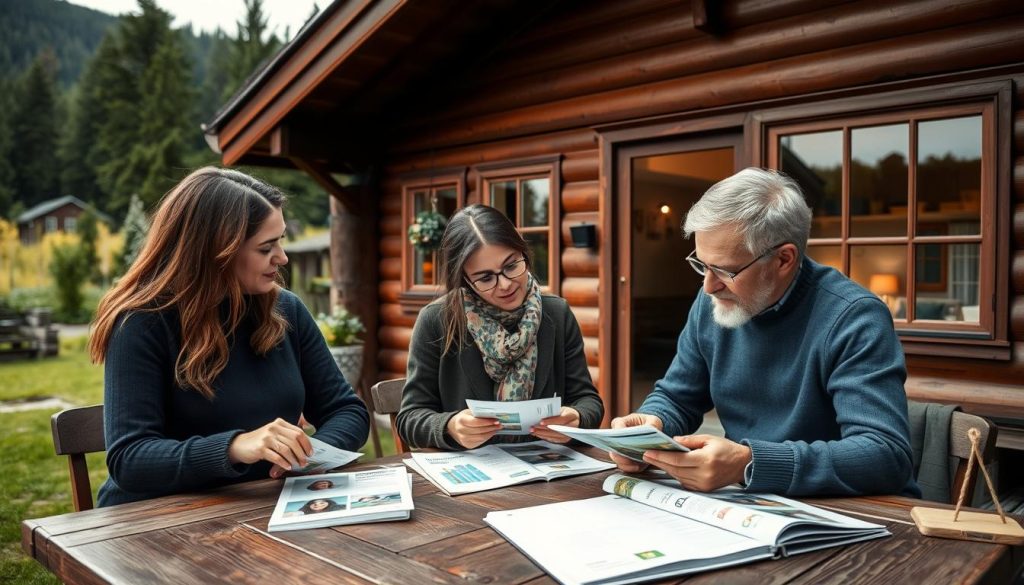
xmin=372 ymin=0 xmax=1024 ymax=415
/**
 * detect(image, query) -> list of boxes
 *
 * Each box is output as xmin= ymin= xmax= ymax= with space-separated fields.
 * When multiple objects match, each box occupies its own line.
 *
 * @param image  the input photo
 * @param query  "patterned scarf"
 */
xmin=463 ymin=275 xmax=543 ymax=401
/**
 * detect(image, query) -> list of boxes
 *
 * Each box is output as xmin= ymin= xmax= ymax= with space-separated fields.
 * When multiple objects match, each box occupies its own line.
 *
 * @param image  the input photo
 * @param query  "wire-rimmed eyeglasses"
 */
xmin=686 ymin=243 xmax=786 ymax=282
xmin=466 ymin=258 xmax=528 ymax=292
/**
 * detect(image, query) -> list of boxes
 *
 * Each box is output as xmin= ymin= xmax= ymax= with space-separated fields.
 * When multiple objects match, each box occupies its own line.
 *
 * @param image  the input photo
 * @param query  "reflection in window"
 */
xmin=850 ymin=124 xmax=908 ymax=237
xmin=780 ymin=131 xmax=842 ymax=238
xmin=486 ymin=174 xmax=552 ymax=287
xmin=917 ymin=116 xmax=981 ymax=235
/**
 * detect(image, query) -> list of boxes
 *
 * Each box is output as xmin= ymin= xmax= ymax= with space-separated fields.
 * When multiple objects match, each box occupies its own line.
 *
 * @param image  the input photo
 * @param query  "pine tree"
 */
xmin=118 ymin=193 xmax=149 ymax=274
xmin=59 ymin=44 xmax=108 ymax=205
xmin=0 ymin=76 xmax=16 ymax=218
xmin=76 ymin=208 xmax=102 ymax=284
xmin=10 ymin=51 xmax=60 ymax=209
xmin=223 ymin=0 xmax=281 ymax=101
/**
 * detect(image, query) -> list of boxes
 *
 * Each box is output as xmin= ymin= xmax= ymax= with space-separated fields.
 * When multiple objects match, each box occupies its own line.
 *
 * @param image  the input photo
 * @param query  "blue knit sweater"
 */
xmin=98 ymin=289 xmax=369 ymax=506
xmin=638 ymin=257 xmax=920 ymax=497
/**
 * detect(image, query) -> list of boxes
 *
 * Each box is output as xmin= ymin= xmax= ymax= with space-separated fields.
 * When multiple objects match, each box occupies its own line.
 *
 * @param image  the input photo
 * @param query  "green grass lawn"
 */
xmin=0 ymin=336 xmax=395 ymax=584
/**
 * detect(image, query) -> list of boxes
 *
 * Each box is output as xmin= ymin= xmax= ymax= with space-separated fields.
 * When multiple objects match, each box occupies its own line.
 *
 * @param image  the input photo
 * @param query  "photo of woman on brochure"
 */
xmin=293 ymin=497 xmax=347 ymax=516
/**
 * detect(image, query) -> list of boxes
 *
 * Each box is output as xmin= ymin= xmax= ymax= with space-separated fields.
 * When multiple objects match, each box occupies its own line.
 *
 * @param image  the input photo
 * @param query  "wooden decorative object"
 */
xmin=911 ymin=428 xmax=1024 ymax=545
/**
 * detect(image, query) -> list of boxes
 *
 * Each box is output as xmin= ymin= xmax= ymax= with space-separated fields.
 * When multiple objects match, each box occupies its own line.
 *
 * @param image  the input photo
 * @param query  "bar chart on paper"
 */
xmin=439 ymin=464 xmax=491 ymax=484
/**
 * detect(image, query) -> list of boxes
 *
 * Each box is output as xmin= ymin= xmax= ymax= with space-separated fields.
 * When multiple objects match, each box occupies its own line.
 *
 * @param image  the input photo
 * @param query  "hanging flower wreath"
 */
xmin=407 ymin=210 xmax=447 ymax=252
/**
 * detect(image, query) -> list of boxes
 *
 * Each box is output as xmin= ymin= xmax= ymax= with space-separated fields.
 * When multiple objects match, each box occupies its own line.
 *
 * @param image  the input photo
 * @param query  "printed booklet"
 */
xmin=267 ymin=466 xmax=414 ymax=532
xmin=484 ymin=473 xmax=889 ymax=585
xmin=466 ymin=397 xmax=561 ymax=435
xmin=546 ymin=425 xmax=689 ymax=462
xmin=405 ymin=440 xmax=615 ymax=495
xmin=289 ymin=436 xmax=362 ymax=474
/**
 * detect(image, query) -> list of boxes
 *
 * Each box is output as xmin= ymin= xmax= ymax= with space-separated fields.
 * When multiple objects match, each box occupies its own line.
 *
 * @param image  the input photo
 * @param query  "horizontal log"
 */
xmin=381 ymin=192 xmax=401 ymax=214
xmin=397 ymin=17 xmax=1024 ymax=151
xmin=381 ymin=235 xmax=402 ymax=258
xmin=589 ymin=366 xmax=600 ymax=390
xmin=1013 ymin=252 xmax=1024 ymax=294
xmin=388 ymin=127 xmax=596 ymax=164
xmin=381 ymin=214 xmax=403 ymax=237
xmin=378 ymin=349 xmax=408 ymax=375
xmin=380 ymin=280 xmax=401 ymax=303
xmin=1013 ymin=297 xmax=1024 ymax=339
xmin=1015 ymin=203 xmax=1024 ymax=249
xmin=502 ymin=0 xmax=677 ymax=52
xmin=438 ymin=0 xmax=1020 ymax=122
xmin=562 ymin=277 xmax=600 ymax=307
xmin=378 ymin=325 xmax=413 ymax=350
xmin=380 ymin=257 xmax=401 ymax=281
xmin=561 ymin=246 xmax=599 ymax=279
xmin=905 ymin=374 xmax=1024 ymax=420
xmin=1015 ymin=162 xmax=1024 ymax=213
xmin=561 ymin=150 xmax=599 ymax=183
xmin=583 ymin=336 xmax=599 ymax=368
xmin=562 ymin=181 xmax=599 ymax=214
xmin=380 ymin=302 xmax=418 ymax=328
xmin=569 ymin=305 xmax=599 ymax=338
xmin=1015 ymin=110 xmax=1024 ymax=152
xmin=377 ymin=370 xmax=405 ymax=385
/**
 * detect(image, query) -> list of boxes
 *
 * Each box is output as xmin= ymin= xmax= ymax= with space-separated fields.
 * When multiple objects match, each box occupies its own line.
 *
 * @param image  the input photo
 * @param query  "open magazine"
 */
xmin=546 ymin=425 xmax=689 ymax=462
xmin=268 ymin=466 xmax=414 ymax=532
xmin=405 ymin=440 xmax=615 ymax=495
xmin=484 ymin=473 xmax=889 ymax=585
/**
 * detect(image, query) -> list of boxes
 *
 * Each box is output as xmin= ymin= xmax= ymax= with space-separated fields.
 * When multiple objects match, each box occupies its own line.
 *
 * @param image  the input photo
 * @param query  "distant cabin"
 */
xmin=16 ymin=196 xmax=113 ymax=244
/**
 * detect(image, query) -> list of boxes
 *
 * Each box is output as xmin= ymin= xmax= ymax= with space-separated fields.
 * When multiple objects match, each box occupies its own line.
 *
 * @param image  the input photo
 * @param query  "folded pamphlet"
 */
xmin=466 ymin=397 xmax=561 ymax=435
xmin=546 ymin=425 xmax=689 ymax=462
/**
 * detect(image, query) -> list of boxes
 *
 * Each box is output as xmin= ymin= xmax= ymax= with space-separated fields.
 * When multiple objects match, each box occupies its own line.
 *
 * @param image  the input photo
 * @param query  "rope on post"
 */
xmin=952 ymin=427 xmax=1005 ymax=523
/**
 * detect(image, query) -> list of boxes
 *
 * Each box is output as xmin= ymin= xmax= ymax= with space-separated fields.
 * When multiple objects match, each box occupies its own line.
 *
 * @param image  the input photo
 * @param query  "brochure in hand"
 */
xmin=466 ymin=397 xmax=561 ymax=435
xmin=405 ymin=440 xmax=615 ymax=496
xmin=268 ymin=466 xmax=414 ymax=532
xmin=546 ymin=425 xmax=689 ymax=462
xmin=484 ymin=473 xmax=889 ymax=585
xmin=289 ymin=436 xmax=363 ymax=474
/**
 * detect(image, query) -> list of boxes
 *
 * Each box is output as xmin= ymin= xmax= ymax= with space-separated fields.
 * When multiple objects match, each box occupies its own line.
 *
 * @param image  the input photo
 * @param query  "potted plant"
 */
xmin=316 ymin=305 xmax=365 ymax=386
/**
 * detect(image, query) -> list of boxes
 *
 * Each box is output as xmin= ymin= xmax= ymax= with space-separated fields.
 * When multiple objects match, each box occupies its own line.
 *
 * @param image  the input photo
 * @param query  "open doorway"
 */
xmin=615 ymin=136 xmax=740 ymax=416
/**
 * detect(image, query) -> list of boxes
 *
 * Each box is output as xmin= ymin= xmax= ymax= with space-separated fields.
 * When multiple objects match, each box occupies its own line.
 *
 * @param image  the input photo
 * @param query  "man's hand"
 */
xmin=607 ymin=412 xmax=664 ymax=472
xmin=642 ymin=434 xmax=752 ymax=492
xmin=228 ymin=418 xmax=313 ymax=478
xmin=446 ymin=409 xmax=501 ymax=449
xmin=531 ymin=407 xmax=581 ymax=443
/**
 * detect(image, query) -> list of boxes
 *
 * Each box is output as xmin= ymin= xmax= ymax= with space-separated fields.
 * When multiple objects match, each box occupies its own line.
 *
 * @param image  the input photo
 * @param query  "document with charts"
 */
xmin=484 ymin=473 xmax=889 ymax=585
xmin=267 ymin=466 xmax=413 ymax=532
xmin=405 ymin=441 xmax=615 ymax=495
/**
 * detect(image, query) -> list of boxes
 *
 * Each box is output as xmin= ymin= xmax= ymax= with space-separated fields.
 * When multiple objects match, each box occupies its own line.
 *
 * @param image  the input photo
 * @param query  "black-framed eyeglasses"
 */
xmin=466 ymin=258 xmax=528 ymax=292
xmin=686 ymin=243 xmax=786 ymax=283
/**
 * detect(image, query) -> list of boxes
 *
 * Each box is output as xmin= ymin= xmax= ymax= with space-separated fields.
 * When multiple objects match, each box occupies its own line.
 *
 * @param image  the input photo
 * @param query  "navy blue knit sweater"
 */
xmin=98 ymin=289 xmax=369 ymax=506
xmin=638 ymin=257 xmax=920 ymax=497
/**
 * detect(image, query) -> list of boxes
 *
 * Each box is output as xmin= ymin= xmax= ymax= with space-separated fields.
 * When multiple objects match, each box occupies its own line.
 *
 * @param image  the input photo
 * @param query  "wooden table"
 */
xmin=22 ymin=451 xmax=1024 ymax=584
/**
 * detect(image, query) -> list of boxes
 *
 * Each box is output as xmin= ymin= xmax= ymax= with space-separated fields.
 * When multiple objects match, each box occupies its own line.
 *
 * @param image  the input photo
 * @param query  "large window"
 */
xmin=762 ymin=91 xmax=1007 ymax=358
xmin=400 ymin=170 xmax=464 ymax=309
xmin=477 ymin=157 xmax=560 ymax=291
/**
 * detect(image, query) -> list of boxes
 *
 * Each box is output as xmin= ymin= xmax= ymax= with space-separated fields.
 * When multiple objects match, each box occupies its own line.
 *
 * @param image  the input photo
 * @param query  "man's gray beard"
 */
xmin=710 ymin=277 xmax=775 ymax=329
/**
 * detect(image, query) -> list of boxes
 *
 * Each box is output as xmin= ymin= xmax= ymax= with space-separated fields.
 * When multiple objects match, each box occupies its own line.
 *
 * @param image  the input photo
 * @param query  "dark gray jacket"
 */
xmin=397 ymin=294 xmax=604 ymax=449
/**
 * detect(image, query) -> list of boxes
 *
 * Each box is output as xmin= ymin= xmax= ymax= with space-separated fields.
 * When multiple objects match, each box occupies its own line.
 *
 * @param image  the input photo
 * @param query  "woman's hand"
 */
xmin=531 ymin=407 xmax=581 ymax=443
xmin=228 ymin=418 xmax=313 ymax=478
xmin=446 ymin=409 xmax=501 ymax=449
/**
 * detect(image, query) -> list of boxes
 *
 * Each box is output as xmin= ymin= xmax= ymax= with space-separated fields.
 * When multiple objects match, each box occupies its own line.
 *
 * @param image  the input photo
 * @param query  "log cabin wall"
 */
xmin=371 ymin=0 xmax=1024 ymax=421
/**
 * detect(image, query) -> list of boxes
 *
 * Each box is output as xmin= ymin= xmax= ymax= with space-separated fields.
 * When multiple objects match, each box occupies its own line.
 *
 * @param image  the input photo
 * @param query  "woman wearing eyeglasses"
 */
xmin=396 ymin=204 xmax=604 ymax=450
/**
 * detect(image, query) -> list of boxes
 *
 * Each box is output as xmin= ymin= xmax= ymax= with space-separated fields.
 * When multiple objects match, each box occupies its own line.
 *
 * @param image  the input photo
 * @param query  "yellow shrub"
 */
xmin=0 ymin=219 xmax=124 ymax=295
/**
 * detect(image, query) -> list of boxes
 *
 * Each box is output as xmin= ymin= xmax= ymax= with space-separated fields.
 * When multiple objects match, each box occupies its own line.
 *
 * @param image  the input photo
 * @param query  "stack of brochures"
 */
xmin=484 ymin=473 xmax=890 ymax=585
xmin=406 ymin=440 xmax=615 ymax=495
xmin=267 ymin=466 xmax=414 ymax=532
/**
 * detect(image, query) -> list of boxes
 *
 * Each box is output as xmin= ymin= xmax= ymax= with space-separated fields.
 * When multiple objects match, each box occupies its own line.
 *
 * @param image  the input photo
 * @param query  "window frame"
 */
xmin=750 ymin=79 xmax=1012 ymax=360
xmin=398 ymin=168 xmax=466 ymax=311
xmin=475 ymin=155 xmax=562 ymax=295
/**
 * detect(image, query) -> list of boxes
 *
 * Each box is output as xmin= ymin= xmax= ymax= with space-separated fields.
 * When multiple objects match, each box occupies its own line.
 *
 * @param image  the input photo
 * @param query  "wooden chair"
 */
xmin=949 ymin=410 xmax=997 ymax=506
xmin=51 ymin=404 xmax=105 ymax=511
xmin=370 ymin=378 xmax=407 ymax=454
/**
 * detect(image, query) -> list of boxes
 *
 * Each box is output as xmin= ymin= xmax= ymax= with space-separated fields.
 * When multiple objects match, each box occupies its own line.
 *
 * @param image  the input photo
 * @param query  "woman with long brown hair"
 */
xmin=396 ymin=204 xmax=603 ymax=450
xmin=89 ymin=167 xmax=369 ymax=506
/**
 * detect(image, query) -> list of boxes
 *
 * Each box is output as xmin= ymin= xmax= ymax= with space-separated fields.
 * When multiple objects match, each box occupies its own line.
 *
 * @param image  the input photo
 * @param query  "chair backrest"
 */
xmin=370 ymin=378 xmax=407 ymax=454
xmin=51 ymin=404 xmax=105 ymax=511
xmin=949 ymin=410 xmax=997 ymax=506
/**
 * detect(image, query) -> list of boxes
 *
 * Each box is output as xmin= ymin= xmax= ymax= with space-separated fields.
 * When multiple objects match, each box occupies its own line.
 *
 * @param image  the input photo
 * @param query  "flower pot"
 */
xmin=422 ymin=260 xmax=433 ymax=285
xmin=329 ymin=345 xmax=363 ymax=387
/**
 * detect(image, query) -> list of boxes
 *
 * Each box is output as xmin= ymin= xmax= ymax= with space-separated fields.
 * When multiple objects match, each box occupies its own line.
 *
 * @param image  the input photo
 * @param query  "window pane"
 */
xmin=850 ymin=124 xmax=908 ymax=237
xmin=412 ymin=248 xmax=436 ymax=285
xmin=849 ymin=245 xmax=906 ymax=319
xmin=412 ymin=190 xmax=429 ymax=214
xmin=915 ymin=243 xmax=979 ymax=322
xmin=917 ymin=116 xmax=981 ymax=235
xmin=780 ymin=131 xmax=843 ymax=238
xmin=523 ymin=232 xmax=548 ymax=286
xmin=806 ymin=245 xmax=841 ymax=271
xmin=490 ymin=181 xmax=517 ymax=223
xmin=436 ymin=187 xmax=458 ymax=217
xmin=522 ymin=178 xmax=549 ymax=227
